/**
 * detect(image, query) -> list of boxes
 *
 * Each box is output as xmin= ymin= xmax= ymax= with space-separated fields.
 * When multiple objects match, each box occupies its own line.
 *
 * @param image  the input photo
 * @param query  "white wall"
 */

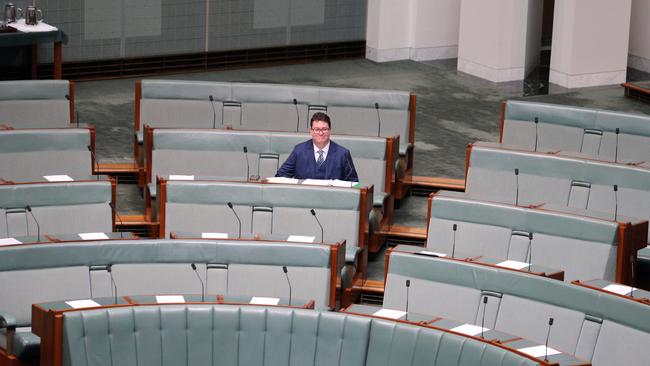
xmin=628 ymin=0 xmax=650 ymax=73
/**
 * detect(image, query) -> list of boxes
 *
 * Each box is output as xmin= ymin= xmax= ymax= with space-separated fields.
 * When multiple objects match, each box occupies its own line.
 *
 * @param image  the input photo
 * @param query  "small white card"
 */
xmin=249 ymin=297 xmax=280 ymax=305
xmin=266 ymin=177 xmax=299 ymax=184
xmin=66 ymin=299 xmax=101 ymax=309
xmin=372 ymin=308 xmax=407 ymax=319
xmin=156 ymin=295 xmax=185 ymax=304
xmin=418 ymin=250 xmax=447 ymax=257
xmin=496 ymin=260 xmax=530 ymax=270
xmin=450 ymin=324 xmax=489 ymax=336
xmin=79 ymin=232 xmax=110 ymax=240
xmin=201 ymin=232 xmax=228 ymax=239
xmin=603 ymin=283 xmax=635 ymax=296
xmin=44 ymin=175 xmax=73 ymax=182
xmin=330 ymin=180 xmax=354 ymax=188
xmin=287 ymin=235 xmax=315 ymax=243
xmin=517 ymin=345 xmax=561 ymax=358
xmin=0 ymin=238 xmax=22 ymax=246
xmin=169 ymin=175 xmax=195 ymax=181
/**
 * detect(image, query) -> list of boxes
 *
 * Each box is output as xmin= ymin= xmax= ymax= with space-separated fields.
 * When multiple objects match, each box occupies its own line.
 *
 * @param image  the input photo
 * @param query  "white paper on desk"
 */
xmin=266 ymin=177 xmax=299 ymax=184
xmin=9 ymin=19 xmax=58 ymax=32
xmin=301 ymin=179 xmax=328 ymax=186
xmin=418 ymin=250 xmax=447 ymax=257
xmin=287 ymin=235 xmax=315 ymax=243
xmin=517 ymin=345 xmax=561 ymax=358
xmin=44 ymin=174 xmax=73 ymax=182
xmin=603 ymin=283 xmax=635 ymax=295
xmin=496 ymin=260 xmax=530 ymax=270
xmin=450 ymin=324 xmax=489 ymax=336
xmin=66 ymin=299 xmax=101 ymax=309
xmin=156 ymin=295 xmax=185 ymax=304
xmin=330 ymin=180 xmax=354 ymax=188
xmin=169 ymin=175 xmax=194 ymax=181
xmin=202 ymin=232 xmax=228 ymax=239
xmin=0 ymin=238 xmax=22 ymax=246
xmin=373 ymin=308 xmax=407 ymax=319
xmin=79 ymin=232 xmax=109 ymax=240
xmin=250 ymin=297 xmax=280 ymax=305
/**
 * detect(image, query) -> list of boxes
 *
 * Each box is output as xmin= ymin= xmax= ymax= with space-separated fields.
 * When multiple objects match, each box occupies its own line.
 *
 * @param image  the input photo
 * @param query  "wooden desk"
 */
xmin=0 ymin=27 xmax=67 ymax=79
xmin=32 ymin=295 xmax=314 ymax=366
xmin=572 ymin=279 xmax=650 ymax=305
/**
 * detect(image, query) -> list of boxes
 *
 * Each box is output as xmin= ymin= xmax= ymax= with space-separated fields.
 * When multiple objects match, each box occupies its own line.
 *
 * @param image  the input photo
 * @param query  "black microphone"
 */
xmin=614 ymin=128 xmax=620 ymax=163
xmin=451 ymin=224 xmax=457 ymax=258
xmin=481 ymin=296 xmax=488 ymax=338
xmin=109 ymin=202 xmax=124 ymax=239
xmin=545 ymin=317 xmax=554 ymax=362
xmin=293 ymin=98 xmax=299 ymax=132
xmin=405 ymin=279 xmax=410 ymax=321
xmin=534 ymin=117 xmax=539 ymax=152
xmin=375 ymin=102 xmax=382 ymax=137
xmin=25 ymin=206 xmax=40 ymax=242
xmin=527 ymin=232 xmax=533 ymax=271
xmin=87 ymin=145 xmax=99 ymax=180
xmin=514 ymin=168 xmax=520 ymax=206
xmin=243 ymin=146 xmax=250 ymax=181
xmin=107 ymin=264 xmax=118 ymax=304
xmin=226 ymin=202 xmax=242 ymax=238
xmin=209 ymin=95 xmax=217 ymax=128
xmin=283 ymin=266 xmax=292 ymax=306
xmin=191 ymin=263 xmax=205 ymax=302
xmin=310 ymin=209 xmax=324 ymax=243
xmin=613 ymin=185 xmax=618 ymax=221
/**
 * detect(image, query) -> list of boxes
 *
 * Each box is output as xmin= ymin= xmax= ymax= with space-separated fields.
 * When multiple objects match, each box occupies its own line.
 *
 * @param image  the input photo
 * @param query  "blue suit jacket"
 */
xmin=276 ymin=140 xmax=359 ymax=181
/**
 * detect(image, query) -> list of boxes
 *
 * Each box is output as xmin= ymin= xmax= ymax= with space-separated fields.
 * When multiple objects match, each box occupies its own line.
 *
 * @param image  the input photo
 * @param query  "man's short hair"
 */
xmin=310 ymin=112 xmax=331 ymax=128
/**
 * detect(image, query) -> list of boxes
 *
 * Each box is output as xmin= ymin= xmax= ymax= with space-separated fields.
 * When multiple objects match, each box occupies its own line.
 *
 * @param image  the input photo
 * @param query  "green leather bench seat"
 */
xmin=62 ymin=304 xmax=541 ymax=366
xmin=502 ymin=100 xmax=650 ymax=168
xmin=427 ymin=191 xmax=621 ymax=281
xmin=0 ymin=180 xmax=113 ymax=238
xmin=0 ymin=80 xmax=72 ymax=127
xmin=384 ymin=250 xmax=650 ymax=366
xmin=0 ymin=128 xmax=92 ymax=180
xmin=0 ymin=239 xmax=340 ymax=360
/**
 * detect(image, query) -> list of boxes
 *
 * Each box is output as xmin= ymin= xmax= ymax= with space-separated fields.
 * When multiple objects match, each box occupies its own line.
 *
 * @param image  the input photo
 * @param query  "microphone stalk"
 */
xmin=405 ymin=279 xmax=410 ymax=321
xmin=107 ymin=264 xmax=118 ymax=304
xmin=527 ymin=233 xmax=533 ymax=272
xmin=209 ymin=95 xmax=216 ymax=129
xmin=25 ymin=206 xmax=40 ymax=242
xmin=227 ymin=202 xmax=242 ymax=238
xmin=310 ymin=209 xmax=324 ymax=243
xmin=451 ymin=224 xmax=457 ymax=259
xmin=534 ymin=117 xmax=539 ymax=152
xmin=375 ymin=102 xmax=382 ymax=137
xmin=481 ymin=296 xmax=488 ymax=338
xmin=293 ymin=98 xmax=299 ymax=132
xmin=283 ymin=266 xmax=292 ymax=306
xmin=87 ymin=145 xmax=99 ymax=180
xmin=614 ymin=128 xmax=620 ymax=163
xmin=191 ymin=263 xmax=205 ymax=302
xmin=545 ymin=317 xmax=554 ymax=362
xmin=613 ymin=185 xmax=618 ymax=221
xmin=514 ymin=168 xmax=520 ymax=206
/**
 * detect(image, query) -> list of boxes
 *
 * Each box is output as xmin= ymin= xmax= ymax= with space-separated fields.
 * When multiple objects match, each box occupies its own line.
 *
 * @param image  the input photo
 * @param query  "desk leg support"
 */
xmin=53 ymin=42 xmax=62 ymax=79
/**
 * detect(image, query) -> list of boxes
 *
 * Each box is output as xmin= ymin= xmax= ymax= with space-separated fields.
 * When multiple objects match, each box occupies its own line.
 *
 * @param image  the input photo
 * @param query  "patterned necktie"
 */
xmin=317 ymin=149 xmax=324 ymax=166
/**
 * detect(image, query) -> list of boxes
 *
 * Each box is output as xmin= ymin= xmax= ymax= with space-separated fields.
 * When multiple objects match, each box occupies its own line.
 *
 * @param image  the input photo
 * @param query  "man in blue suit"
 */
xmin=276 ymin=112 xmax=358 ymax=181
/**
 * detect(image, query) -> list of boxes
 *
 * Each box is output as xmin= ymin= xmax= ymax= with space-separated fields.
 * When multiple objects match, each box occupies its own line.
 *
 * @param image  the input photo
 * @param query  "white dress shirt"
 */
xmin=313 ymin=142 xmax=330 ymax=162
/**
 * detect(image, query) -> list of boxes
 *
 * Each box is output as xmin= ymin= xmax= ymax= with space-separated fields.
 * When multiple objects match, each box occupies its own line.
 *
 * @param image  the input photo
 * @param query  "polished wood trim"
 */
xmin=377 ymin=225 xmax=426 ymax=240
xmin=572 ymin=280 xmax=650 ymax=306
xmin=357 ymin=185 xmax=372 ymax=280
xmin=616 ymin=221 xmax=648 ymax=285
xmin=384 ymin=135 xmax=398 ymax=194
xmin=383 ymin=246 xmax=393 ymax=285
xmin=328 ymin=241 xmax=345 ymax=309
xmin=402 ymin=176 xmax=465 ymax=191
xmin=499 ymin=100 xmax=506 ymax=143
xmin=408 ymin=93 xmax=416 ymax=145
xmin=464 ymin=143 xmax=472 ymax=184
xmin=68 ymin=81 xmax=75 ymax=125
xmin=157 ymin=178 xmax=167 ymax=239
xmin=144 ymin=125 xmax=154 ymax=183
xmin=134 ymin=81 xmax=142 ymax=132
xmin=426 ymin=192 xmax=435 ymax=236
xmin=110 ymin=177 xmax=117 ymax=231
xmin=53 ymin=42 xmax=62 ymax=79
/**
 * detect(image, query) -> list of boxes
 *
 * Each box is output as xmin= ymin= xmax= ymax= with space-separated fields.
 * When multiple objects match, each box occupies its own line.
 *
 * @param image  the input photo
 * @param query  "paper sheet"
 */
xmin=0 ymin=238 xmax=22 ymax=246
xmin=417 ymin=250 xmax=447 ymax=257
xmin=496 ymin=260 xmax=530 ymax=270
xmin=66 ymin=299 xmax=101 ymax=309
xmin=169 ymin=175 xmax=194 ymax=181
xmin=9 ymin=19 xmax=58 ymax=33
xmin=249 ymin=297 xmax=280 ymax=305
xmin=266 ymin=177 xmax=299 ymax=184
xmin=287 ymin=235 xmax=315 ymax=243
xmin=603 ymin=283 xmax=635 ymax=296
xmin=517 ymin=345 xmax=561 ymax=358
xmin=79 ymin=232 xmax=109 ymax=240
xmin=372 ymin=308 xmax=407 ymax=319
xmin=44 ymin=175 xmax=73 ymax=182
xmin=156 ymin=295 xmax=185 ymax=303
xmin=450 ymin=324 xmax=489 ymax=336
xmin=201 ymin=232 xmax=228 ymax=239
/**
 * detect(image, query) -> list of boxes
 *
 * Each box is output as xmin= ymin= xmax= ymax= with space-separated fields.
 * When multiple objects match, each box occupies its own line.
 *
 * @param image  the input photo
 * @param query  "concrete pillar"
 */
xmin=366 ymin=0 xmax=460 ymax=62
xmin=628 ymin=0 xmax=650 ymax=73
xmin=549 ymin=0 xmax=632 ymax=88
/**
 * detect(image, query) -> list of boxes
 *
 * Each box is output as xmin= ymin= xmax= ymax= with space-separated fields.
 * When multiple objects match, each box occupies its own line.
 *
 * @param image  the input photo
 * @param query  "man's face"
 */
xmin=310 ymin=120 xmax=331 ymax=148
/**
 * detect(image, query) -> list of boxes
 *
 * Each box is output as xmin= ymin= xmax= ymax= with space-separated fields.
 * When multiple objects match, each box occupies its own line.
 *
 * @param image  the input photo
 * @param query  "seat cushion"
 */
xmin=0 ymin=327 xmax=39 ymax=360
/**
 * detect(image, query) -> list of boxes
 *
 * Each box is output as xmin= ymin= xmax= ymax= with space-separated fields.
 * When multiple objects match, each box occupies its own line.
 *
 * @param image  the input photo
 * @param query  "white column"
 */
xmin=457 ymin=0 xmax=531 ymax=82
xmin=550 ymin=0 xmax=632 ymax=88
xmin=628 ymin=0 xmax=650 ymax=73
xmin=366 ymin=0 xmax=460 ymax=63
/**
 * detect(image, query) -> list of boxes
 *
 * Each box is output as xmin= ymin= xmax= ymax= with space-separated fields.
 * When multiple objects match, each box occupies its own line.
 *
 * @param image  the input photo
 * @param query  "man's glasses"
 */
xmin=311 ymin=128 xmax=330 ymax=133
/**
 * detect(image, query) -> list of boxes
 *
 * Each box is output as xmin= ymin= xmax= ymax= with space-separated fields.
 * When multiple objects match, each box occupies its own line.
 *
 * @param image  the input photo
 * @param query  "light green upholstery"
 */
xmin=62 ymin=304 xmax=541 ymax=366
xmin=385 ymin=250 xmax=650 ymax=366
xmin=427 ymin=192 xmax=619 ymax=281
xmin=0 ymin=80 xmax=71 ymax=127
xmin=0 ymin=128 xmax=92 ymax=180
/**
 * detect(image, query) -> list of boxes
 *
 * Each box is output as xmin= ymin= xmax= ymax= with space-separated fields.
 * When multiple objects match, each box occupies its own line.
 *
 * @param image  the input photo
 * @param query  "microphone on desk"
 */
xmin=514 ymin=168 xmax=520 ymax=206
xmin=544 ymin=317 xmax=554 ymax=362
xmin=405 ymin=279 xmax=411 ymax=321
xmin=527 ymin=232 xmax=533 ymax=272
xmin=191 ymin=263 xmax=205 ymax=302
xmin=293 ymin=98 xmax=300 ymax=132
xmin=614 ymin=128 xmax=620 ymax=163
xmin=25 ymin=206 xmax=40 ymax=242
xmin=283 ymin=266 xmax=292 ymax=306
xmin=613 ymin=185 xmax=619 ymax=221
xmin=87 ymin=145 xmax=99 ymax=180
xmin=243 ymin=146 xmax=251 ymax=181
xmin=480 ymin=296 xmax=488 ymax=338
xmin=533 ymin=117 xmax=539 ymax=152
xmin=310 ymin=209 xmax=324 ymax=243
xmin=451 ymin=224 xmax=457 ymax=259
xmin=107 ymin=264 xmax=118 ymax=304
xmin=226 ymin=202 xmax=242 ymax=238
xmin=630 ymin=255 xmax=636 ymax=299
xmin=375 ymin=102 xmax=382 ymax=137
xmin=109 ymin=202 xmax=124 ymax=239
xmin=209 ymin=95 xmax=217 ymax=128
